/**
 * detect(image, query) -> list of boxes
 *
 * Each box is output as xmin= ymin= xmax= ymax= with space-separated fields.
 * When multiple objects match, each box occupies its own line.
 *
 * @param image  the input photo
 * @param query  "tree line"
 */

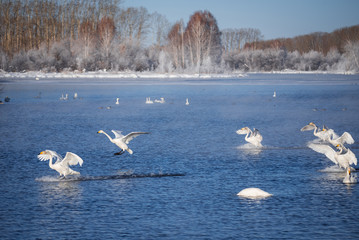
xmin=1 ymin=0 xmax=358 ymax=73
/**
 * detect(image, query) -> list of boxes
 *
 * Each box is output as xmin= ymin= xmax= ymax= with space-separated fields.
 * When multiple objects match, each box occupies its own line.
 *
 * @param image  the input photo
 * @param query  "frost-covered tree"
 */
xmin=184 ymin=11 xmax=222 ymax=71
xmin=49 ymin=40 xmax=75 ymax=71
xmin=96 ymin=17 xmax=116 ymax=69
xmin=342 ymin=41 xmax=359 ymax=72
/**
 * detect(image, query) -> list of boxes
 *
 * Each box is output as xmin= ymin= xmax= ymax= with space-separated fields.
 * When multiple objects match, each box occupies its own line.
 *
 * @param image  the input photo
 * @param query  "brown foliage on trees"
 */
xmin=247 ymin=25 xmax=359 ymax=54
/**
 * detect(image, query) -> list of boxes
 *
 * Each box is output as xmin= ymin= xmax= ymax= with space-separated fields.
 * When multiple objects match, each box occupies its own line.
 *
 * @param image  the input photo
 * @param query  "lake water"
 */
xmin=1 ymin=73 xmax=359 ymax=239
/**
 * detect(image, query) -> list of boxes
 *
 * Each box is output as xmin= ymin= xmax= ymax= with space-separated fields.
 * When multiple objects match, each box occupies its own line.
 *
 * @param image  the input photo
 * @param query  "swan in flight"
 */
xmin=98 ymin=130 xmax=149 ymax=155
xmin=38 ymin=150 xmax=84 ymax=178
xmin=301 ymin=122 xmax=331 ymax=142
xmin=236 ymin=127 xmax=263 ymax=147
xmin=308 ymin=143 xmax=357 ymax=170
xmin=237 ymin=188 xmax=272 ymax=199
xmin=343 ymin=167 xmax=357 ymax=184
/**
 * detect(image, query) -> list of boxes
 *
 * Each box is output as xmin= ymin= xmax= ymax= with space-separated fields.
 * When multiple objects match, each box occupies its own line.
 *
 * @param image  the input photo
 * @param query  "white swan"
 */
xmin=154 ymin=97 xmax=165 ymax=103
xmin=301 ymin=122 xmax=331 ymax=142
xmin=38 ymin=150 xmax=84 ymax=178
xmin=343 ymin=167 xmax=357 ymax=184
xmin=325 ymin=129 xmax=354 ymax=146
xmin=308 ymin=143 xmax=357 ymax=169
xmin=145 ymin=97 xmax=153 ymax=104
xmin=98 ymin=130 xmax=149 ymax=155
xmin=237 ymin=188 xmax=272 ymax=199
xmin=116 ymin=98 xmax=120 ymax=105
xmin=185 ymin=98 xmax=190 ymax=105
xmin=236 ymin=127 xmax=263 ymax=147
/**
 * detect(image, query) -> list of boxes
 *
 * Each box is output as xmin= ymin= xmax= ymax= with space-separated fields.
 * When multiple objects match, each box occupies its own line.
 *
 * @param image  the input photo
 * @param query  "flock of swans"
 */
xmin=235 ymin=123 xmax=357 ymax=185
xmin=300 ymin=122 xmax=357 ymax=184
xmin=37 ymin=121 xmax=356 ymax=199
xmin=234 ymin=122 xmax=357 ymax=198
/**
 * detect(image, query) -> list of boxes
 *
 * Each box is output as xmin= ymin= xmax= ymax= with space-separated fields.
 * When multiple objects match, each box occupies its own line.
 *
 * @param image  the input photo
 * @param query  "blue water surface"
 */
xmin=0 ymin=74 xmax=359 ymax=239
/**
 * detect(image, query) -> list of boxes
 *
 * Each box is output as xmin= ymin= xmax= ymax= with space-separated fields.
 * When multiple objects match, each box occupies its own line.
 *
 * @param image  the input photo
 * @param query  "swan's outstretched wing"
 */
xmin=337 ymin=132 xmax=355 ymax=145
xmin=253 ymin=128 xmax=263 ymax=142
xmin=62 ymin=152 xmax=84 ymax=166
xmin=38 ymin=150 xmax=63 ymax=163
xmin=112 ymin=130 xmax=124 ymax=139
xmin=123 ymin=132 xmax=149 ymax=144
xmin=301 ymin=124 xmax=315 ymax=131
xmin=346 ymin=149 xmax=357 ymax=166
xmin=308 ymin=143 xmax=338 ymax=164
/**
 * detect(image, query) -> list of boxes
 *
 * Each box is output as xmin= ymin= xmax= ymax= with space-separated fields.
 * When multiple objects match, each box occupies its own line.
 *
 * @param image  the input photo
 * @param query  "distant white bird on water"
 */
xmin=38 ymin=150 xmax=84 ymax=178
xmin=237 ymin=188 xmax=272 ymax=199
xmin=273 ymin=91 xmax=276 ymax=97
xmin=185 ymin=98 xmax=190 ymax=105
xmin=308 ymin=143 xmax=357 ymax=170
xmin=98 ymin=130 xmax=149 ymax=155
xmin=116 ymin=98 xmax=120 ymax=105
xmin=145 ymin=97 xmax=153 ymax=104
xmin=154 ymin=97 xmax=165 ymax=103
xmin=236 ymin=127 xmax=263 ymax=147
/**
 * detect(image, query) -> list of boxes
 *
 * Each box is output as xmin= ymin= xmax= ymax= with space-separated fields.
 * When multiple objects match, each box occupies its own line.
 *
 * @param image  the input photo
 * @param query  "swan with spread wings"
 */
xmin=236 ymin=127 xmax=263 ymax=147
xmin=38 ymin=150 xmax=84 ymax=178
xmin=98 ymin=130 xmax=149 ymax=155
xmin=308 ymin=143 xmax=357 ymax=170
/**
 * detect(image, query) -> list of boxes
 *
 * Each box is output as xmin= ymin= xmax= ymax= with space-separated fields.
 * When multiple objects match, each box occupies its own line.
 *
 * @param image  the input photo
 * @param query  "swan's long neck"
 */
xmin=49 ymin=155 xmax=54 ymax=168
xmin=337 ymin=147 xmax=343 ymax=155
xmin=102 ymin=131 xmax=113 ymax=142
xmin=245 ymin=129 xmax=252 ymax=140
xmin=313 ymin=124 xmax=319 ymax=135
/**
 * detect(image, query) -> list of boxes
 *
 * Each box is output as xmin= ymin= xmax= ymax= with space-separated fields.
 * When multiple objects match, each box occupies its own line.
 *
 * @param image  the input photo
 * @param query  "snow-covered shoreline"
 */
xmin=0 ymin=69 xmax=357 ymax=81
xmin=0 ymin=70 xmax=247 ymax=80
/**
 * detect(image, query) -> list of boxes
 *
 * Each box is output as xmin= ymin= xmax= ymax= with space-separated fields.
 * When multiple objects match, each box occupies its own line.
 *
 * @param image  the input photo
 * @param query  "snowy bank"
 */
xmin=0 ymin=70 xmax=246 ymax=80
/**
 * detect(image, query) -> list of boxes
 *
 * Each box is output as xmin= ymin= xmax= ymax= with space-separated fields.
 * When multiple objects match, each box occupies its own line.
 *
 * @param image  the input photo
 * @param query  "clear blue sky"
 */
xmin=122 ymin=0 xmax=359 ymax=40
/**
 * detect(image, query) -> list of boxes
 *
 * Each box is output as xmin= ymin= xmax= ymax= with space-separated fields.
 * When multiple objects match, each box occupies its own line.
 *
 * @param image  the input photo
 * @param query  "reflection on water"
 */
xmin=236 ymin=144 xmax=263 ymax=155
xmin=38 ymin=177 xmax=83 ymax=207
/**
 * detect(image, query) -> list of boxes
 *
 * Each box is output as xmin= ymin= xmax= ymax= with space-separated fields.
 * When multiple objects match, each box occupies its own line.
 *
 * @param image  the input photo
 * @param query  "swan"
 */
xmin=237 ymin=188 xmax=272 ymax=199
xmin=38 ymin=150 xmax=84 ymax=178
xmin=308 ymin=143 xmax=357 ymax=169
xmin=273 ymin=91 xmax=276 ymax=97
xmin=325 ymin=129 xmax=354 ymax=146
xmin=154 ymin=97 xmax=165 ymax=103
xmin=236 ymin=127 xmax=263 ymax=147
xmin=343 ymin=167 xmax=357 ymax=184
xmin=116 ymin=98 xmax=120 ymax=105
xmin=98 ymin=130 xmax=149 ymax=155
xmin=301 ymin=122 xmax=331 ymax=142
xmin=145 ymin=97 xmax=153 ymax=104
xmin=185 ymin=98 xmax=190 ymax=105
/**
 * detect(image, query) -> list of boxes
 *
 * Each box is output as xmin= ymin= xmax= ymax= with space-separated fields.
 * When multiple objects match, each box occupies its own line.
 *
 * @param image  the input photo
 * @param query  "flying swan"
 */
xmin=237 ymin=188 xmax=272 ymax=199
xmin=38 ymin=150 xmax=84 ymax=178
xmin=308 ymin=143 xmax=357 ymax=170
xmin=98 ymin=130 xmax=149 ymax=155
xmin=236 ymin=127 xmax=263 ymax=147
